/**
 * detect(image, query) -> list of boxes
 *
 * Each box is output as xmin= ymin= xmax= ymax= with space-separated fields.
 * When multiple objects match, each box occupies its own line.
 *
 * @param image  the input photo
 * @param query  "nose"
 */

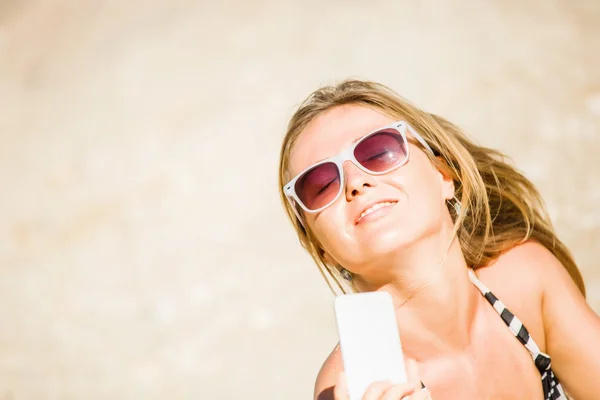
xmin=344 ymin=160 xmax=377 ymax=201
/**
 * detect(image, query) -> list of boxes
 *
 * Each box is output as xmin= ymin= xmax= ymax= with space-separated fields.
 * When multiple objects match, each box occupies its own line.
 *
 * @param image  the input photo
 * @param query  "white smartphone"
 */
xmin=334 ymin=291 xmax=407 ymax=400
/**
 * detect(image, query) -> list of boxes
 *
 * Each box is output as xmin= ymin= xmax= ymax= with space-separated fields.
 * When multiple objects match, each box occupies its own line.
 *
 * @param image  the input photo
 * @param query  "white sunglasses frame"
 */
xmin=283 ymin=120 xmax=435 ymax=217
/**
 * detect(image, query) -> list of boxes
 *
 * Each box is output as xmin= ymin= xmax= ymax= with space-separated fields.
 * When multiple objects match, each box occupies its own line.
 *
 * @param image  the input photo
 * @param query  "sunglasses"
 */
xmin=283 ymin=121 xmax=434 ymax=214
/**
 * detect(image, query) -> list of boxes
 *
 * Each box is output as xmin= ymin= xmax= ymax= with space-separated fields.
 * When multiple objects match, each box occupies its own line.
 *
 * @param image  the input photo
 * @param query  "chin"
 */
xmin=357 ymin=227 xmax=416 ymax=258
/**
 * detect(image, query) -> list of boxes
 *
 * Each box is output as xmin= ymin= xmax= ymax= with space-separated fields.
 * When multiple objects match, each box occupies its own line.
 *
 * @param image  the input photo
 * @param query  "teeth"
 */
xmin=359 ymin=201 xmax=396 ymax=220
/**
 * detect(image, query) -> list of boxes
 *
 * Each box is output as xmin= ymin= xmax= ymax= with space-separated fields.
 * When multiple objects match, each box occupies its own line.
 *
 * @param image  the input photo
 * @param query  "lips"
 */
xmin=355 ymin=200 xmax=398 ymax=225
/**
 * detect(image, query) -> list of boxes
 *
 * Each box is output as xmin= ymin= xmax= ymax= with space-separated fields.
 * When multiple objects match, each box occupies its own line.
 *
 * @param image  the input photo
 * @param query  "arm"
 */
xmin=314 ymin=345 xmax=342 ymax=400
xmin=535 ymin=244 xmax=600 ymax=399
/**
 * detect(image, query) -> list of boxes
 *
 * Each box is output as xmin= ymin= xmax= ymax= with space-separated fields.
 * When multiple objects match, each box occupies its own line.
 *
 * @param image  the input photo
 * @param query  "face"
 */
xmin=288 ymin=105 xmax=455 ymax=277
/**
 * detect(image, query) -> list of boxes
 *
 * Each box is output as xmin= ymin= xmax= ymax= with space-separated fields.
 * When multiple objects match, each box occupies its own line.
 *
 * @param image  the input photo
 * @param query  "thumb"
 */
xmin=333 ymin=371 xmax=349 ymax=400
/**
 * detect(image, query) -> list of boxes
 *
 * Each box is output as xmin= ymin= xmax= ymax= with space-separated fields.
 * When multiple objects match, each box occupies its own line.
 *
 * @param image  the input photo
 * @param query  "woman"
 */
xmin=278 ymin=80 xmax=600 ymax=400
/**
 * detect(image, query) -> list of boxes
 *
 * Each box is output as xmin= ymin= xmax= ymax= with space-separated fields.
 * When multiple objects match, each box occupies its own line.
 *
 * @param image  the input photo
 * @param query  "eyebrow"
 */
xmin=351 ymin=126 xmax=382 ymax=145
xmin=351 ymin=135 xmax=364 ymax=145
xmin=351 ymin=129 xmax=423 ymax=148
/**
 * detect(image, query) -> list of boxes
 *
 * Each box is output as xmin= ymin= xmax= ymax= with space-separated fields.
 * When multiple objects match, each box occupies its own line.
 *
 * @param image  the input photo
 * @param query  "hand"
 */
xmin=333 ymin=359 xmax=431 ymax=400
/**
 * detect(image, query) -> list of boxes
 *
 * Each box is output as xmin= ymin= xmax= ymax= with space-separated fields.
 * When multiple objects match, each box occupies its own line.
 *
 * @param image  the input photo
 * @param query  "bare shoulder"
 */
xmin=475 ymin=241 xmax=556 ymax=350
xmin=493 ymin=243 xmax=600 ymax=399
xmin=314 ymin=343 xmax=344 ymax=400
xmin=478 ymin=240 xmax=560 ymax=279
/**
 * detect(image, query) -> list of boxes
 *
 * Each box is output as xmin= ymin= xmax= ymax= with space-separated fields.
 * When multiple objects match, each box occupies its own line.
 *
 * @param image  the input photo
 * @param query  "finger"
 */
xmin=333 ymin=372 xmax=349 ymax=400
xmin=362 ymin=381 xmax=393 ymax=400
xmin=380 ymin=382 xmax=416 ymax=400
xmin=405 ymin=359 xmax=423 ymax=389
xmin=410 ymin=387 xmax=432 ymax=400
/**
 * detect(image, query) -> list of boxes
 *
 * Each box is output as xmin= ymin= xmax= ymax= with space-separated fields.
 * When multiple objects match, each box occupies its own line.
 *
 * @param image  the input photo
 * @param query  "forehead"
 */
xmin=289 ymin=105 xmax=395 ymax=177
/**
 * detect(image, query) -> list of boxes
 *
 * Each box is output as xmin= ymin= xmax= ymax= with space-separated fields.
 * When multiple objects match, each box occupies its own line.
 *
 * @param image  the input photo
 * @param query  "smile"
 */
xmin=356 ymin=201 xmax=397 ymax=224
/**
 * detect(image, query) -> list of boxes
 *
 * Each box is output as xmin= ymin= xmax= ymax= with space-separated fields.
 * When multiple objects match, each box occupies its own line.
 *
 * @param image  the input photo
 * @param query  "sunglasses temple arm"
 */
xmin=289 ymin=197 xmax=308 ymax=231
xmin=407 ymin=124 xmax=435 ymax=155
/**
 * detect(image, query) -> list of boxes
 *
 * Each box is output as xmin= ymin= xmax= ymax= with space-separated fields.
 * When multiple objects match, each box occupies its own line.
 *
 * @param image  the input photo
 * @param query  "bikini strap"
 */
xmin=468 ymin=269 xmax=552 ymax=374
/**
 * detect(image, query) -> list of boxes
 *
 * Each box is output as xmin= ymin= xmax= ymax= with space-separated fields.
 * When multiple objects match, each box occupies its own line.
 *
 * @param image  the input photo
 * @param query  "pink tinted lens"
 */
xmin=295 ymin=162 xmax=341 ymax=211
xmin=354 ymin=129 xmax=407 ymax=172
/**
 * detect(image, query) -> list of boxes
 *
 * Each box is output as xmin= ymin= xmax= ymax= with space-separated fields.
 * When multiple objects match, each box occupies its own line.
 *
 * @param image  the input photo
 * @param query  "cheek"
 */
xmin=392 ymin=164 xmax=446 ymax=218
xmin=308 ymin=204 xmax=352 ymax=255
xmin=412 ymin=178 xmax=442 ymax=207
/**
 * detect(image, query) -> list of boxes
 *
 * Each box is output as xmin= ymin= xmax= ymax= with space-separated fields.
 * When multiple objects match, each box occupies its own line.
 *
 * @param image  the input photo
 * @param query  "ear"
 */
xmin=435 ymin=156 xmax=455 ymax=201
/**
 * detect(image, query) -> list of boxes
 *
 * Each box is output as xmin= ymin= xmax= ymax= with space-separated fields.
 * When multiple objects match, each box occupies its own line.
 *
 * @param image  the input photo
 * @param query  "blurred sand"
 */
xmin=0 ymin=1 xmax=599 ymax=399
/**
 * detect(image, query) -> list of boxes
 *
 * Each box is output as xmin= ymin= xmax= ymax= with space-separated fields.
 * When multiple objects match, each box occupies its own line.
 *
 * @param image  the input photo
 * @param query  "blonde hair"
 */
xmin=278 ymin=79 xmax=585 ymax=296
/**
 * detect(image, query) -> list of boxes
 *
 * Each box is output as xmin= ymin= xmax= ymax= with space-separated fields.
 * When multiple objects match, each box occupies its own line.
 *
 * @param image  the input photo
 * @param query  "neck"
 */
xmin=354 ymin=233 xmax=482 ymax=358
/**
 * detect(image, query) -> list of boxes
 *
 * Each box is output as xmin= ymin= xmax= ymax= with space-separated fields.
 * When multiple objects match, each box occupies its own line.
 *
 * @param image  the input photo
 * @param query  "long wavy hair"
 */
xmin=278 ymin=79 xmax=585 ymax=296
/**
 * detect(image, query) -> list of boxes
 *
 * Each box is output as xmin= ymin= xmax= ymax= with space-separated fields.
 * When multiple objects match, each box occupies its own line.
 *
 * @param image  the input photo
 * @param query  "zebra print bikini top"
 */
xmin=421 ymin=270 xmax=567 ymax=399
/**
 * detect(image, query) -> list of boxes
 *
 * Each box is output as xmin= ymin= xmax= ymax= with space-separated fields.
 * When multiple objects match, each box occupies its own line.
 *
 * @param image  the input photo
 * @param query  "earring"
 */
xmin=452 ymin=196 xmax=462 ymax=215
xmin=340 ymin=268 xmax=353 ymax=282
xmin=448 ymin=196 xmax=462 ymax=215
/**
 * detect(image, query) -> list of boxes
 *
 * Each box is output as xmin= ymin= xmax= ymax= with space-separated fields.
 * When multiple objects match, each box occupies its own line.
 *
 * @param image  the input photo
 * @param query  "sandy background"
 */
xmin=0 ymin=1 xmax=599 ymax=399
